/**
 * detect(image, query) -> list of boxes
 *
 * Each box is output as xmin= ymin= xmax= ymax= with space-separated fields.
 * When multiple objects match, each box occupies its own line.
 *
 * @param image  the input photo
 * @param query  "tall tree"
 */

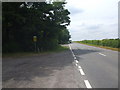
xmin=2 ymin=1 xmax=71 ymax=53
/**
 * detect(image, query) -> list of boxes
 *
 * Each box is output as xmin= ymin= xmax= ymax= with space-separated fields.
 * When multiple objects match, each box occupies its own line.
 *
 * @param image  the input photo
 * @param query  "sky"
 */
xmin=65 ymin=0 xmax=119 ymax=41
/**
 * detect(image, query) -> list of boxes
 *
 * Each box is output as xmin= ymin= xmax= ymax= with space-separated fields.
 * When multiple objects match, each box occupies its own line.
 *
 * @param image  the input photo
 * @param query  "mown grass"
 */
xmin=75 ymin=41 xmax=120 ymax=52
xmin=2 ymin=45 xmax=69 ymax=58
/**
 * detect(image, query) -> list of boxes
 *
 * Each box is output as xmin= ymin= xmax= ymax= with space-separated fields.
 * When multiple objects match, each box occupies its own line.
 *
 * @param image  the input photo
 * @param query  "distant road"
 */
xmin=69 ymin=43 xmax=118 ymax=88
xmin=3 ymin=43 xmax=118 ymax=88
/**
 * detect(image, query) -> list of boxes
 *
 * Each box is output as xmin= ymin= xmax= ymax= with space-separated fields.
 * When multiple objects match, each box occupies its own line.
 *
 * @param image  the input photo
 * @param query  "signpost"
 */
xmin=33 ymin=36 xmax=37 ymax=52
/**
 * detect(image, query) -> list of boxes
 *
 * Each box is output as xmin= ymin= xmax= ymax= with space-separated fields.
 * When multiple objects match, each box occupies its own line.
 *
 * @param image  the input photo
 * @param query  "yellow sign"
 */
xmin=33 ymin=36 xmax=37 ymax=42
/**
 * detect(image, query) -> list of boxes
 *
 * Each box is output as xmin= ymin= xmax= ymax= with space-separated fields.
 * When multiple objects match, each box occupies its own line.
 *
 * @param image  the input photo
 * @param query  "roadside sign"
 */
xmin=33 ymin=36 xmax=37 ymax=42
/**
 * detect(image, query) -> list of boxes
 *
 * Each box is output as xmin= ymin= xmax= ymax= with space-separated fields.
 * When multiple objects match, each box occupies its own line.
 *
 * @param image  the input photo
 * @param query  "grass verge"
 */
xmin=2 ymin=45 xmax=69 ymax=58
xmin=75 ymin=41 xmax=120 ymax=52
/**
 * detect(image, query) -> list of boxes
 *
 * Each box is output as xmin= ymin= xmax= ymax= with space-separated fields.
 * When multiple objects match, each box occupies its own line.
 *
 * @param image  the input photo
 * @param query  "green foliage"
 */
xmin=2 ymin=2 xmax=71 ymax=53
xmin=3 ymin=45 xmax=69 ymax=58
xmin=79 ymin=39 xmax=120 ymax=48
xmin=58 ymin=28 xmax=71 ymax=44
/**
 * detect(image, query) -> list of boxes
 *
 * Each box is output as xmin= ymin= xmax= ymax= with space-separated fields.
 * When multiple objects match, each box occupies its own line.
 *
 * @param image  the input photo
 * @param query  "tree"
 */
xmin=2 ymin=1 xmax=71 ymax=53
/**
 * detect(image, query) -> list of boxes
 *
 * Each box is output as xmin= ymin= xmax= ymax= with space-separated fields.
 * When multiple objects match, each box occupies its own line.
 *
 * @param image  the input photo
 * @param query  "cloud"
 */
xmin=75 ymin=23 xmax=101 ymax=30
xmin=69 ymin=22 xmax=118 ymax=41
xmin=68 ymin=7 xmax=84 ymax=15
xmin=66 ymin=0 xmax=118 ymax=41
xmin=86 ymin=25 xmax=100 ymax=30
xmin=109 ymin=23 xmax=118 ymax=27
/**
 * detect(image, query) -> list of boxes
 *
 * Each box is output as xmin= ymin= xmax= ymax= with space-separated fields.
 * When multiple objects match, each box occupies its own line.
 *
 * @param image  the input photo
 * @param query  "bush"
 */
xmin=3 ymin=42 xmax=22 ymax=53
xmin=80 ymin=39 xmax=120 ymax=48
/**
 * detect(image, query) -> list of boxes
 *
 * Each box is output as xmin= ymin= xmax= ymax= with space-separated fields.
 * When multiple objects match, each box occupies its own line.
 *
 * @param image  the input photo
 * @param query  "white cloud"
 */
xmin=68 ymin=7 xmax=84 ymax=15
xmin=65 ymin=0 xmax=119 ymax=41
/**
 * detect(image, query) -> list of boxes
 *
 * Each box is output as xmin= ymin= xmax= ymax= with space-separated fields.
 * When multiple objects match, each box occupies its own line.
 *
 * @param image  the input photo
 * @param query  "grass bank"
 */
xmin=75 ymin=41 xmax=120 ymax=52
xmin=3 ymin=45 xmax=69 ymax=58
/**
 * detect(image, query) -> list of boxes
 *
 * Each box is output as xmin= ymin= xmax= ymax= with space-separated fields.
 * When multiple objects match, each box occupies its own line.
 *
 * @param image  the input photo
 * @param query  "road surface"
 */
xmin=69 ymin=43 xmax=118 ymax=88
xmin=2 ymin=43 xmax=118 ymax=88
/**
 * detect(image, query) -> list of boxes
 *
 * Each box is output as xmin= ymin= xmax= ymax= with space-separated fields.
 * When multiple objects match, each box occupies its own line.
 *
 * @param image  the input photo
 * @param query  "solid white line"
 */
xmin=84 ymin=80 xmax=92 ymax=89
xmin=79 ymin=68 xmax=85 ymax=75
xmin=99 ymin=53 xmax=106 ymax=56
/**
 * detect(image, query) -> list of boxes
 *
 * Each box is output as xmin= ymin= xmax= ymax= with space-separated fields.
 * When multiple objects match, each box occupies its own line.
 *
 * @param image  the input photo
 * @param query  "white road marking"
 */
xmin=71 ymin=51 xmax=74 ymax=54
xmin=69 ymin=44 xmax=72 ymax=50
xmin=75 ymin=60 xmax=79 ymax=64
xmin=69 ymin=45 xmax=78 ymax=61
xmin=99 ymin=53 xmax=106 ymax=56
xmin=73 ymin=54 xmax=75 ymax=57
xmin=69 ymin=44 xmax=93 ymax=89
xmin=79 ymin=68 xmax=85 ymax=75
xmin=71 ymin=51 xmax=74 ymax=56
xmin=84 ymin=80 xmax=92 ymax=89
xmin=70 ymin=49 xmax=73 ymax=53
xmin=75 ymin=63 xmax=78 ymax=66
xmin=78 ymin=65 xmax=82 ymax=69
xmin=69 ymin=44 xmax=75 ymax=58
xmin=74 ymin=56 xmax=77 ymax=60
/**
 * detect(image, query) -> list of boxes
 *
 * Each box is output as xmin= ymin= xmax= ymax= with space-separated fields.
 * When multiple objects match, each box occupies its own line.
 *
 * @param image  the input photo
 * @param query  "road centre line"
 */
xmin=99 ymin=53 xmax=106 ymax=56
xmin=79 ymin=68 xmax=85 ymax=75
xmin=84 ymin=80 xmax=92 ymax=89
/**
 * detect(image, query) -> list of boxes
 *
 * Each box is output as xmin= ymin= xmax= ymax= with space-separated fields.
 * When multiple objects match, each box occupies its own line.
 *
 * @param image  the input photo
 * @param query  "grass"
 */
xmin=2 ymin=45 xmax=69 ymax=58
xmin=75 ymin=41 xmax=120 ymax=52
xmin=51 ymin=45 xmax=69 ymax=52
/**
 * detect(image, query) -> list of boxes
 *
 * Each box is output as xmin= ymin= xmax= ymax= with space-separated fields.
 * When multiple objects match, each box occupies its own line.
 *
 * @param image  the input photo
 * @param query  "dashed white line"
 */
xmin=69 ymin=45 xmax=75 ymax=58
xmin=69 ymin=44 xmax=72 ymax=50
xmin=78 ymin=65 xmax=82 ymax=69
xmin=75 ymin=63 xmax=78 ymax=66
xmin=99 ymin=53 xmax=106 ymax=56
xmin=71 ymin=51 xmax=74 ymax=56
xmin=75 ymin=60 xmax=79 ymax=64
xmin=74 ymin=56 xmax=77 ymax=60
xmin=71 ymin=50 xmax=74 ymax=54
xmin=69 ymin=44 xmax=92 ymax=89
xmin=79 ymin=68 xmax=85 ymax=75
xmin=73 ymin=54 xmax=75 ymax=57
xmin=69 ymin=45 xmax=77 ymax=60
xmin=84 ymin=80 xmax=92 ymax=89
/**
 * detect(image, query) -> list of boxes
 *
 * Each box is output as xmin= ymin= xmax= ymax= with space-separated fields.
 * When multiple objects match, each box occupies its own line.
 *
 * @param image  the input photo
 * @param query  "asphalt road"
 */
xmin=2 ymin=43 xmax=118 ymax=88
xmin=2 ymin=47 xmax=85 ymax=88
xmin=69 ymin=43 xmax=118 ymax=88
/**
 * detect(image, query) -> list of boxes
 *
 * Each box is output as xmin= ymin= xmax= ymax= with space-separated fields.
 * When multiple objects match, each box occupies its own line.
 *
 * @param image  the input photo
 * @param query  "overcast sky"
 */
xmin=65 ymin=0 xmax=119 ymax=41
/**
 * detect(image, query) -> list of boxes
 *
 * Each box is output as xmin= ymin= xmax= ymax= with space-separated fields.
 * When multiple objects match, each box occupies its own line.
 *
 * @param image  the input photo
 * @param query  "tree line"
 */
xmin=2 ymin=1 xmax=71 ymax=53
xmin=78 ymin=38 xmax=120 ymax=48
